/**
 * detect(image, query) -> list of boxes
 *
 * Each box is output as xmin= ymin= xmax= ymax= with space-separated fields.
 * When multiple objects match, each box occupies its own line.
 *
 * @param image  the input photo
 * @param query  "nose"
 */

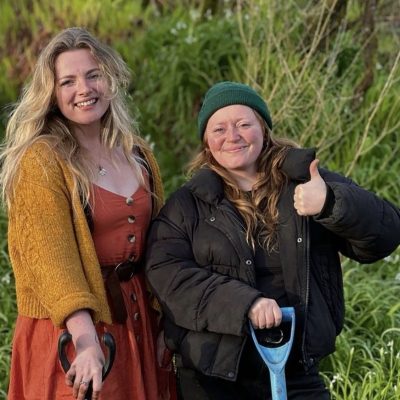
xmin=226 ymin=125 xmax=240 ymax=141
xmin=77 ymin=77 xmax=92 ymax=96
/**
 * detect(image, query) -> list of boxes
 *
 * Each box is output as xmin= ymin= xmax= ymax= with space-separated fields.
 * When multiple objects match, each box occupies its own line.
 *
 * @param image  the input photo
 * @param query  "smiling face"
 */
xmin=204 ymin=104 xmax=265 ymax=184
xmin=54 ymin=48 xmax=110 ymax=132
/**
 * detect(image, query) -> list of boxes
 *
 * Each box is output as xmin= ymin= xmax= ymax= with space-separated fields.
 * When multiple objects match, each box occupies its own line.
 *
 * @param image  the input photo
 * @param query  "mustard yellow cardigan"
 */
xmin=8 ymin=141 xmax=163 ymax=327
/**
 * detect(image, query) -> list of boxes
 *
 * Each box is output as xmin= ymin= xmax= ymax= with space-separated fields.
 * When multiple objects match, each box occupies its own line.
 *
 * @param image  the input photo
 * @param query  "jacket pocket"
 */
xmin=179 ymin=330 xmax=221 ymax=375
xmin=164 ymin=318 xmax=222 ymax=376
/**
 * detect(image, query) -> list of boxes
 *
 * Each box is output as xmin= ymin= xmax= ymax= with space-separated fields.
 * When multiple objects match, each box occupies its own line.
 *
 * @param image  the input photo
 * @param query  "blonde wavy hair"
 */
xmin=0 ymin=27 xmax=148 ymax=208
xmin=189 ymin=112 xmax=299 ymax=251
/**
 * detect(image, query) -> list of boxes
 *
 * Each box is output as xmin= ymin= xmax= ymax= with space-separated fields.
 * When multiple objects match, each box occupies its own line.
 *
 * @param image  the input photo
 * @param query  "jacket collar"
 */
xmin=185 ymin=168 xmax=225 ymax=205
xmin=280 ymin=147 xmax=316 ymax=182
xmin=186 ymin=147 xmax=316 ymax=204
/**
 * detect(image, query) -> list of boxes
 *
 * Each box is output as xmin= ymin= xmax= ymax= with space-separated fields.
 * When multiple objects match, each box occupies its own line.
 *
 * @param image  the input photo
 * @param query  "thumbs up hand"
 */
xmin=294 ymin=159 xmax=327 ymax=216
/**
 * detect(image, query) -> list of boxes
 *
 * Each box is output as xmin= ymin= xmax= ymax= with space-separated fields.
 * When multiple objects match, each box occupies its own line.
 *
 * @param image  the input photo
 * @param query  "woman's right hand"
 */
xmin=248 ymin=297 xmax=282 ymax=329
xmin=65 ymin=310 xmax=105 ymax=400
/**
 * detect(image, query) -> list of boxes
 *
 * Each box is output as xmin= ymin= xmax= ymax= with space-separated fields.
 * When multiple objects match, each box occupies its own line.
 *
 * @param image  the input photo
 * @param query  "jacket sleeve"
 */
xmin=314 ymin=170 xmax=400 ymax=263
xmin=145 ymin=190 xmax=262 ymax=337
xmin=8 ymin=144 xmax=101 ymax=326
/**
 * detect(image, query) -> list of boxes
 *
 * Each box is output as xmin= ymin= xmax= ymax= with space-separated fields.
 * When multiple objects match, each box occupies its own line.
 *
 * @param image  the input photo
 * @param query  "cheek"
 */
xmin=55 ymin=89 xmax=70 ymax=110
xmin=97 ymin=79 xmax=110 ymax=96
xmin=249 ymin=131 xmax=264 ymax=153
xmin=255 ymin=137 xmax=264 ymax=154
xmin=206 ymin=137 xmax=222 ymax=154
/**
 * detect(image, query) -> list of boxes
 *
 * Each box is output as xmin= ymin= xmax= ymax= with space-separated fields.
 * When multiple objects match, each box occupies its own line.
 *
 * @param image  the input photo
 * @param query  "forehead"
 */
xmin=55 ymin=48 xmax=99 ymax=77
xmin=207 ymin=104 xmax=256 ymax=125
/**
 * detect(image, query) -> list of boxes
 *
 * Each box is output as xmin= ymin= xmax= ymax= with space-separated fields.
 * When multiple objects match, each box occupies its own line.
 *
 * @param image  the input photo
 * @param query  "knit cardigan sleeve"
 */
xmin=8 ymin=143 xmax=103 ymax=327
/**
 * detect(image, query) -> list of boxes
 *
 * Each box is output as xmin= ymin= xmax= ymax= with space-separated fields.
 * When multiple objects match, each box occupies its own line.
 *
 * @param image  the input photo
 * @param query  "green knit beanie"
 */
xmin=197 ymin=81 xmax=273 ymax=140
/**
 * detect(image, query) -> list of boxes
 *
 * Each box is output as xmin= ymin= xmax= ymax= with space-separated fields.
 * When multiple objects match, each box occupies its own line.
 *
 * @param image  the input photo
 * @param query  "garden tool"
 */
xmin=58 ymin=331 xmax=116 ymax=400
xmin=249 ymin=306 xmax=295 ymax=400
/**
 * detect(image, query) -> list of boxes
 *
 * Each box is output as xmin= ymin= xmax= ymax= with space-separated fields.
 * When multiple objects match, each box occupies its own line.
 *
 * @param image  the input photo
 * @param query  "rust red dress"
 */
xmin=8 ymin=183 xmax=175 ymax=400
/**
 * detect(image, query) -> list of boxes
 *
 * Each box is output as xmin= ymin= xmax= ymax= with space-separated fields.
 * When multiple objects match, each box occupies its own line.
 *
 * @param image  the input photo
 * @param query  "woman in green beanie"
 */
xmin=145 ymin=81 xmax=400 ymax=399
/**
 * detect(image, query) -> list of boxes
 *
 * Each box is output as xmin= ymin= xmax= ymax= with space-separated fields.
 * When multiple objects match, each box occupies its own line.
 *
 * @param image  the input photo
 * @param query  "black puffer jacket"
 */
xmin=145 ymin=148 xmax=400 ymax=381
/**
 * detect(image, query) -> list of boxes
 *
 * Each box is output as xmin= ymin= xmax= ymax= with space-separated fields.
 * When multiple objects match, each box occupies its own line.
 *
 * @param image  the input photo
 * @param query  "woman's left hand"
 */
xmin=294 ymin=159 xmax=327 ymax=216
xmin=65 ymin=339 xmax=105 ymax=400
xmin=64 ymin=310 xmax=105 ymax=400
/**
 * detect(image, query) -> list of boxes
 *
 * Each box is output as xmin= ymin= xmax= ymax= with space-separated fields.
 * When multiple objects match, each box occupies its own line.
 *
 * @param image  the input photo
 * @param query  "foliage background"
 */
xmin=0 ymin=0 xmax=399 ymax=399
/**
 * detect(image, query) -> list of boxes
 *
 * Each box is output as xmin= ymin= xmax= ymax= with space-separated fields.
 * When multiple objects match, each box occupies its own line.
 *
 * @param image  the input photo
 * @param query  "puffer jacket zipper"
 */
xmin=216 ymin=203 xmax=257 ymax=287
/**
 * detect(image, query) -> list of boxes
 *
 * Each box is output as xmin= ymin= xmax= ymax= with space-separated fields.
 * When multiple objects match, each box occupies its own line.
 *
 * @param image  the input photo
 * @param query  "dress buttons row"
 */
xmin=128 ymin=234 xmax=136 ymax=243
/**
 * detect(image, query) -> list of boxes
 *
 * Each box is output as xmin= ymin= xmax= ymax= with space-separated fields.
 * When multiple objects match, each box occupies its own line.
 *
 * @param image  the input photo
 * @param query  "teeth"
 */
xmin=76 ymin=99 xmax=96 ymax=107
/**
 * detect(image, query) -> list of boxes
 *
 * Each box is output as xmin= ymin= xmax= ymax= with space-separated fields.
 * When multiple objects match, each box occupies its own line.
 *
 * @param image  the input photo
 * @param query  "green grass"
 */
xmin=320 ymin=256 xmax=400 ymax=399
xmin=0 ymin=0 xmax=399 ymax=398
xmin=0 ymin=212 xmax=15 ymax=399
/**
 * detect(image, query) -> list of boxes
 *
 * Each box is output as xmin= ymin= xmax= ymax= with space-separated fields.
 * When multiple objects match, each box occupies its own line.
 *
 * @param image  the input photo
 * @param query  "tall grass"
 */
xmin=233 ymin=0 xmax=400 ymax=202
xmin=0 ymin=0 xmax=399 ymax=398
xmin=125 ymin=5 xmax=245 ymax=193
xmin=321 ymin=255 xmax=400 ymax=399
xmin=0 ymin=212 xmax=15 ymax=399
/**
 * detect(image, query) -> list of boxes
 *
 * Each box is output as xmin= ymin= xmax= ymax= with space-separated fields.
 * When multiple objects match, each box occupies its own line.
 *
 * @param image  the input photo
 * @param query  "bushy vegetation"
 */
xmin=0 ymin=0 xmax=399 ymax=398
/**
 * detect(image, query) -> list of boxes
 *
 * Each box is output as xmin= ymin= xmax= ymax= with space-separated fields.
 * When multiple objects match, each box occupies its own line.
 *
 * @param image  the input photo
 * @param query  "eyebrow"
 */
xmin=57 ymin=68 xmax=101 ymax=81
xmin=210 ymin=117 xmax=252 ymax=126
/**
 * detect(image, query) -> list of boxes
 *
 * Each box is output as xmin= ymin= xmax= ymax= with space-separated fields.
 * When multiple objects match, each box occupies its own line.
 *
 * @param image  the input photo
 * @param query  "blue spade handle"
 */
xmin=249 ymin=307 xmax=295 ymax=400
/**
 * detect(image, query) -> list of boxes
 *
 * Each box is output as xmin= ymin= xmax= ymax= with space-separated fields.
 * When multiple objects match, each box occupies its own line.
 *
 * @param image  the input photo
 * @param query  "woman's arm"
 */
xmin=314 ymin=168 xmax=400 ymax=262
xmin=146 ymin=189 xmax=262 ymax=337
xmin=8 ymin=144 xmax=101 ymax=326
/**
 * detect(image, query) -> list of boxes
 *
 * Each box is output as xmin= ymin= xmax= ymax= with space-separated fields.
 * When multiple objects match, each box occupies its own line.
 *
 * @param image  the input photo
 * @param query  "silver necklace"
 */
xmin=98 ymin=165 xmax=107 ymax=176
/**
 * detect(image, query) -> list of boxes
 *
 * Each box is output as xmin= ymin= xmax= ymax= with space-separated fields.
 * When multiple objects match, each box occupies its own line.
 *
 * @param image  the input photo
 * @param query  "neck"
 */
xmin=227 ymin=169 xmax=258 ymax=191
xmin=72 ymin=124 xmax=111 ymax=177
xmin=72 ymin=122 xmax=102 ymax=149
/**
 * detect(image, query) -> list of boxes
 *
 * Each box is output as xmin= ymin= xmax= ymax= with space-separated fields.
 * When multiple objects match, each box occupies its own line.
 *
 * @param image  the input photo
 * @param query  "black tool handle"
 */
xmin=58 ymin=331 xmax=116 ymax=400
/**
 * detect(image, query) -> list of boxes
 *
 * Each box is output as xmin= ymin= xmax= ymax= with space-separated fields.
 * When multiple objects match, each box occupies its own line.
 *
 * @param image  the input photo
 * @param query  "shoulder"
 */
xmin=185 ymin=168 xmax=225 ymax=204
xmin=154 ymin=185 xmax=202 ymax=228
xmin=280 ymin=147 xmax=354 ymax=186
xmin=20 ymin=140 xmax=60 ymax=171
xmin=162 ymin=186 xmax=195 ymax=214
xmin=18 ymin=140 xmax=65 ymax=186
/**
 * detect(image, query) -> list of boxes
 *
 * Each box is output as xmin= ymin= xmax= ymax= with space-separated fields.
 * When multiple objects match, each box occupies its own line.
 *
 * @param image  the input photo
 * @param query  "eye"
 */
xmin=59 ymin=79 xmax=73 ymax=86
xmin=88 ymin=73 xmax=100 ymax=80
xmin=239 ymin=122 xmax=251 ymax=128
xmin=212 ymin=127 xmax=225 ymax=134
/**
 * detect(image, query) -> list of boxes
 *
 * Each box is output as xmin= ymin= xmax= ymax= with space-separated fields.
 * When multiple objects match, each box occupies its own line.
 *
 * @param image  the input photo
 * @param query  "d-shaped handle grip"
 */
xmin=58 ymin=331 xmax=116 ymax=400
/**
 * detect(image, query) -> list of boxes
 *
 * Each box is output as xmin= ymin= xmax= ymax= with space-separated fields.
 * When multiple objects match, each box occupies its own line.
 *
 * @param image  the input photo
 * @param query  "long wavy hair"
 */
xmin=0 ymin=27 xmax=148 ymax=208
xmin=189 ymin=112 xmax=299 ymax=251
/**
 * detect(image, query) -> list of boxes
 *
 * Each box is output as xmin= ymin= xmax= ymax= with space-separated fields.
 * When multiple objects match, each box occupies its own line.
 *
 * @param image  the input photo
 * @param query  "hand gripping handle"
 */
xmin=58 ymin=331 xmax=116 ymax=400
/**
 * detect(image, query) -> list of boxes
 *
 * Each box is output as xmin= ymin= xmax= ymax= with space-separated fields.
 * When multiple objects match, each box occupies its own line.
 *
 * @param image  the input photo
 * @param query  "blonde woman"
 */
xmin=1 ymin=27 xmax=174 ymax=400
xmin=145 ymin=81 xmax=400 ymax=399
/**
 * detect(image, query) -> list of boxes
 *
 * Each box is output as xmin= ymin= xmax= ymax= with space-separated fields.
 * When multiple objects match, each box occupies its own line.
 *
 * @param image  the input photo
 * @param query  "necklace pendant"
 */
xmin=98 ymin=166 xmax=107 ymax=176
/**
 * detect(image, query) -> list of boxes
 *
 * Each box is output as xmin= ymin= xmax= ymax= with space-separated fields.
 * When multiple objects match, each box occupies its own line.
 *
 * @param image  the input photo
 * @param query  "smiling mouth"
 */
xmin=75 ymin=98 xmax=98 ymax=108
xmin=224 ymin=146 xmax=248 ymax=152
